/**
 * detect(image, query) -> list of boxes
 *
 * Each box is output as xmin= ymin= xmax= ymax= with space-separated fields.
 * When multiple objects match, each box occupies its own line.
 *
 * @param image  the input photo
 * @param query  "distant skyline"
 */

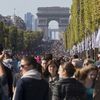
xmin=0 ymin=0 xmax=72 ymax=19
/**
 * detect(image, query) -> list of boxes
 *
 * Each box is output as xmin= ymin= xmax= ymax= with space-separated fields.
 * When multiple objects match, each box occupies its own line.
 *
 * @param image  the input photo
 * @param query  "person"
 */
xmin=47 ymin=60 xmax=59 ymax=100
xmin=47 ymin=60 xmax=59 ymax=83
xmin=0 ymin=62 xmax=13 ymax=100
xmin=41 ymin=54 xmax=53 ymax=79
xmin=13 ymin=71 xmax=22 ymax=92
xmin=77 ymin=65 xmax=98 ymax=100
xmin=95 ymin=53 xmax=100 ymax=67
xmin=41 ymin=58 xmax=49 ymax=79
xmin=44 ymin=53 xmax=53 ymax=62
xmin=52 ymin=62 xmax=86 ymax=100
xmin=0 ymin=44 xmax=4 ymax=61
xmin=72 ymin=54 xmax=83 ymax=68
xmin=3 ymin=50 xmax=19 ymax=74
xmin=41 ymin=58 xmax=47 ymax=72
xmin=3 ymin=50 xmax=13 ymax=68
xmin=93 ymin=65 xmax=100 ymax=100
xmin=13 ymin=56 xmax=49 ymax=100
xmin=83 ymin=58 xmax=95 ymax=67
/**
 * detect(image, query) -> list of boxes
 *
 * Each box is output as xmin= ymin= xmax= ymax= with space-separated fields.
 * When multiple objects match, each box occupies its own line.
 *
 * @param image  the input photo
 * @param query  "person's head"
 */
xmin=73 ymin=54 xmax=79 ymax=59
xmin=58 ymin=62 xmax=76 ymax=78
xmin=3 ymin=50 xmax=12 ymax=60
xmin=20 ymin=56 xmax=37 ymax=75
xmin=78 ymin=65 xmax=98 ymax=81
xmin=83 ymin=58 xmax=94 ymax=67
xmin=58 ymin=57 xmax=65 ymax=65
xmin=4 ymin=53 xmax=11 ymax=59
xmin=16 ymin=54 xmax=22 ymax=61
xmin=41 ymin=59 xmax=48 ymax=71
xmin=47 ymin=60 xmax=58 ymax=77
xmin=45 ymin=53 xmax=53 ymax=61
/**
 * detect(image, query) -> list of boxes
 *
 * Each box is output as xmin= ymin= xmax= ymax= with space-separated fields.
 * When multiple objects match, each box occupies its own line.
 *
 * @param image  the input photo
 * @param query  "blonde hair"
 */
xmin=76 ymin=64 xmax=98 ymax=81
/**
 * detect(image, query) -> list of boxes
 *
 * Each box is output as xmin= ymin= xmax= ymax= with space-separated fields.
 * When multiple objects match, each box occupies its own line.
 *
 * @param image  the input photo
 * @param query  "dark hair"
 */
xmin=44 ymin=54 xmax=53 ymax=61
xmin=57 ymin=57 xmax=65 ymax=65
xmin=61 ymin=62 xmax=76 ymax=77
xmin=47 ymin=60 xmax=58 ymax=68
xmin=21 ymin=56 xmax=37 ymax=69
xmin=73 ymin=54 xmax=78 ymax=59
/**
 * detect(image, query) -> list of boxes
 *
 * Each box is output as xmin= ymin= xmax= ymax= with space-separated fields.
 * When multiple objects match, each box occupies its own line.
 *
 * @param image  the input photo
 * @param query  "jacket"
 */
xmin=0 ymin=75 xmax=9 ymax=100
xmin=13 ymin=69 xmax=49 ymax=100
xmin=49 ymin=76 xmax=59 ymax=100
xmin=0 ymin=66 xmax=13 ymax=100
xmin=52 ymin=78 xmax=86 ymax=100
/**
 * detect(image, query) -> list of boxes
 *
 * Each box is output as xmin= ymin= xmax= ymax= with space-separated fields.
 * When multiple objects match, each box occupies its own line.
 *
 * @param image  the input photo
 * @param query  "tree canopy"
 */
xmin=64 ymin=0 xmax=100 ymax=49
xmin=0 ymin=21 xmax=43 ymax=52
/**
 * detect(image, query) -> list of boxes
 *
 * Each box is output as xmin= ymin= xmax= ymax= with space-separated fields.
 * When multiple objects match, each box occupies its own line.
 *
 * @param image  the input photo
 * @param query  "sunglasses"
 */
xmin=20 ymin=65 xmax=25 ymax=68
xmin=20 ymin=64 xmax=28 ymax=68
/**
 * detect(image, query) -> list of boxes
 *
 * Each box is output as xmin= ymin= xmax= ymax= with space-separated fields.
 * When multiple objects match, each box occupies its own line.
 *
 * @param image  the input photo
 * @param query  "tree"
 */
xmin=23 ymin=31 xmax=43 ymax=52
xmin=4 ymin=27 xmax=9 ymax=48
xmin=0 ymin=22 xmax=5 ymax=46
xmin=9 ymin=26 xmax=18 ymax=51
xmin=17 ymin=29 xmax=24 ymax=51
xmin=64 ymin=0 xmax=100 ymax=49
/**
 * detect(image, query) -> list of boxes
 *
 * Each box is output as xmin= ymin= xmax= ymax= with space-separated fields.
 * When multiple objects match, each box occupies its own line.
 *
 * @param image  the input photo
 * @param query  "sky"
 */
xmin=0 ymin=0 xmax=72 ymax=19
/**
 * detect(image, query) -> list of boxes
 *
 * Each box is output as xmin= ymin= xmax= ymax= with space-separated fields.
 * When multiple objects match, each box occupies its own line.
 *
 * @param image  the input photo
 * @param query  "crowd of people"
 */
xmin=0 ymin=46 xmax=100 ymax=100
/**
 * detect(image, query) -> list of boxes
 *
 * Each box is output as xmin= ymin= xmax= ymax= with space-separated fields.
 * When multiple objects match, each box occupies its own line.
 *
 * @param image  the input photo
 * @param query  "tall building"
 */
xmin=34 ymin=19 xmax=38 ymax=31
xmin=32 ymin=18 xmax=38 ymax=31
xmin=24 ymin=12 xmax=33 ymax=31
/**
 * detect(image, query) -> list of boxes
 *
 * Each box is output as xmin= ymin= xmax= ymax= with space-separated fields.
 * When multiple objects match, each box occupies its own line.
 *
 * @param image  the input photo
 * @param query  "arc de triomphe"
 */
xmin=37 ymin=7 xmax=70 ymax=41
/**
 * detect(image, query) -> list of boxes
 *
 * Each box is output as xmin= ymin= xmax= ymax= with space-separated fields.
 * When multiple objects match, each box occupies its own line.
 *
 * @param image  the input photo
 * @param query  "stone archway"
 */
xmin=37 ymin=7 xmax=70 ymax=41
xmin=48 ymin=20 xmax=59 ymax=40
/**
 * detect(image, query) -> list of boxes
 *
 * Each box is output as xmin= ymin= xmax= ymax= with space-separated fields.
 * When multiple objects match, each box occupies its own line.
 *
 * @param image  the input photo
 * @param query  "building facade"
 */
xmin=37 ymin=7 xmax=70 ymax=41
xmin=24 ymin=12 xmax=34 ymax=31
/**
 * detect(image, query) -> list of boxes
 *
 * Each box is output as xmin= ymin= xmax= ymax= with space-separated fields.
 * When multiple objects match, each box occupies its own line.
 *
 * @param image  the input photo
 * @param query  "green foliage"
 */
xmin=0 ymin=22 xmax=5 ymax=45
xmin=23 ymin=31 xmax=43 ymax=50
xmin=0 ymin=21 xmax=43 ymax=51
xmin=9 ymin=26 xmax=18 ymax=50
xmin=64 ymin=0 xmax=100 ymax=49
